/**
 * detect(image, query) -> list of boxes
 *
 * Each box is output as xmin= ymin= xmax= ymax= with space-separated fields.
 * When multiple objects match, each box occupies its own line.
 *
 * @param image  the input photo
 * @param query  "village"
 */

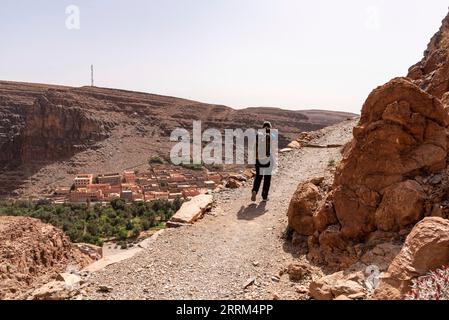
xmin=51 ymin=164 xmax=254 ymax=204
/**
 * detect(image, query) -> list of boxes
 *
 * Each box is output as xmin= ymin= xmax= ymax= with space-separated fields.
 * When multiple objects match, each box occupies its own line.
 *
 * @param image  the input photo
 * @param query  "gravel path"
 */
xmin=82 ymin=119 xmax=356 ymax=300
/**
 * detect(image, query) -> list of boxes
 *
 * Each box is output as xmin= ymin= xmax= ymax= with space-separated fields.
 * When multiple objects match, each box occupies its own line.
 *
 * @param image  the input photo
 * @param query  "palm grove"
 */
xmin=0 ymin=198 xmax=184 ymax=246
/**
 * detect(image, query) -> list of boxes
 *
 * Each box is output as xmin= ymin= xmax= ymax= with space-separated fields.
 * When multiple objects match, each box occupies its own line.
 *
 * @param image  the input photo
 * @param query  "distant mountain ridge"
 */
xmin=0 ymin=80 xmax=355 ymax=196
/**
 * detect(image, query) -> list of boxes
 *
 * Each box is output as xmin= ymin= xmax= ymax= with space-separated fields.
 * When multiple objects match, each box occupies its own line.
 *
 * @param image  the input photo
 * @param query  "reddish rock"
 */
xmin=287 ymin=182 xmax=322 ymax=236
xmin=287 ymin=262 xmax=311 ymax=282
xmin=374 ymin=217 xmax=449 ymax=299
xmin=309 ymin=270 xmax=367 ymax=300
xmin=225 ymin=178 xmax=242 ymax=189
xmin=375 ymin=180 xmax=426 ymax=232
xmin=313 ymin=196 xmax=338 ymax=233
xmin=408 ymin=12 xmax=449 ymax=99
xmin=333 ymin=78 xmax=449 ymax=240
xmin=360 ymin=243 xmax=402 ymax=271
xmin=0 ymin=216 xmax=94 ymax=300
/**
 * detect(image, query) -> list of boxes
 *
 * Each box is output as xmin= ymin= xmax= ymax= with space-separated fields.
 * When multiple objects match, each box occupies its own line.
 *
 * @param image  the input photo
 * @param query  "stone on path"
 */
xmin=170 ymin=194 xmax=213 ymax=224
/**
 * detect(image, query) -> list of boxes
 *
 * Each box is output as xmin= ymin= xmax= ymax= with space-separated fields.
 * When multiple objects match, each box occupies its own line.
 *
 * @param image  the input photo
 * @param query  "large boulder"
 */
xmin=374 ymin=217 xmax=449 ymax=299
xmin=309 ymin=270 xmax=367 ymax=300
xmin=287 ymin=181 xmax=323 ymax=236
xmin=287 ymin=12 xmax=449 ymax=277
xmin=170 ymin=194 xmax=213 ymax=224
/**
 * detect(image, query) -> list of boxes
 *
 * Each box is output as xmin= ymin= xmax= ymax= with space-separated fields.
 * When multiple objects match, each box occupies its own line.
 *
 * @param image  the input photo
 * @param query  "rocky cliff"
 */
xmin=408 ymin=12 xmax=449 ymax=99
xmin=287 ymin=10 xmax=449 ymax=299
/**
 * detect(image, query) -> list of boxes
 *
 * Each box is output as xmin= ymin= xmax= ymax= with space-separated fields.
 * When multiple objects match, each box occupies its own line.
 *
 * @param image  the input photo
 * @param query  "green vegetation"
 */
xmin=149 ymin=155 xmax=164 ymax=164
xmin=0 ymin=199 xmax=184 ymax=246
xmin=328 ymin=159 xmax=336 ymax=168
xmin=180 ymin=163 xmax=203 ymax=171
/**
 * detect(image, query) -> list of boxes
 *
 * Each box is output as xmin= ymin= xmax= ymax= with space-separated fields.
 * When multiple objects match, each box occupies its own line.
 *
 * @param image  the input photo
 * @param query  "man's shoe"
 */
xmin=262 ymin=198 xmax=269 ymax=202
xmin=251 ymin=191 xmax=257 ymax=202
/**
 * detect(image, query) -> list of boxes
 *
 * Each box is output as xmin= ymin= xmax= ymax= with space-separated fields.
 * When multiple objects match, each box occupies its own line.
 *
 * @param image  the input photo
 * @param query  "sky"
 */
xmin=0 ymin=1 xmax=448 ymax=114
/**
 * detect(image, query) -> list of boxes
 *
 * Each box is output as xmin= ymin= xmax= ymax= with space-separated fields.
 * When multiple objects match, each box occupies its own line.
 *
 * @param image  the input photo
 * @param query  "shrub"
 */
xmin=131 ymin=227 xmax=141 ymax=238
xmin=111 ymin=198 xmax=126 ymax=211
xmin=116 ymin=227 xmax=129 ymax=241
xmin=406 ymin=266 xmax=449 ymax=300
xmin=149 ymin=155 xmax=164 ymax=164
xmin=181 ymin=163 xmax=203 ymax=171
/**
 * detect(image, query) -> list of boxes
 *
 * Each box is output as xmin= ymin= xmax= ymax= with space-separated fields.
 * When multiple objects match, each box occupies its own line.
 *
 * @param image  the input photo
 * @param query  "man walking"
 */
xmin=251 ymin=121 xmax=275 ymax=202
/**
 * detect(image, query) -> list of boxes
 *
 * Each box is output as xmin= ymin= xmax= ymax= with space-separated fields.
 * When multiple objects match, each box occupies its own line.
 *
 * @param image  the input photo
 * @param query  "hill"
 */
xmin=0 ymin=81 xmax=355 ymax=197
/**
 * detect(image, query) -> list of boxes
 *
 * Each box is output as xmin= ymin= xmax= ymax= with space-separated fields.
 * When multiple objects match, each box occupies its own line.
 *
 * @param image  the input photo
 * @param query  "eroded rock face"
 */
xmin=334 ymin=77 xmax=449 ymax=240
xmin=0 ymin=216 xmax=93 ymax=299
xmin=374 ymin=217 xmax=449 ymax=299
xmin=408 ymin=12 xmax=449 ymax=99
xmin=20 ymin=91 xmax=114 ymax=163
xmin=287 ymin=10 xmax=449 ymax=299
xmin=288 ymin=78 xmax=449 ymax=247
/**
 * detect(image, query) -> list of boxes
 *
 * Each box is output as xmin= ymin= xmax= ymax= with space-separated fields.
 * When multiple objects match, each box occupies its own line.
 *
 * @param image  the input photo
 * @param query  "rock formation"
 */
xmin=21 ymin=91 xmax=115 ymax=163
xmin=288 ymin=10 xmax=449 ymax=299
xmin=0 ymin=216 xmax=94 ymax=299
xmin=408 ymin=12 xmax=449 ymax=99
xmin=374 ymin=217 xmax=449 ymax=300
xmin=333 ymin=77 xmax=449 ymax=240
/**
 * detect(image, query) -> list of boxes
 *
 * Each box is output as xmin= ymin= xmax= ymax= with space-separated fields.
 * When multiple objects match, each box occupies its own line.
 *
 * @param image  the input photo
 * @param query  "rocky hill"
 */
xmin=0 ymin=216 xmax=94 ymax=299
xmin=0 ymin=81 xmax=354 ymax=197
xmin=287 ymin=10 xmax=449 ymax=299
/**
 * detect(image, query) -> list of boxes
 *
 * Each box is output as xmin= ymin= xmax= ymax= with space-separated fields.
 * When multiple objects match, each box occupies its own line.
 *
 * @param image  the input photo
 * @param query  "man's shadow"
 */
xmin=237 ymin=202 xmax=268 ymax=221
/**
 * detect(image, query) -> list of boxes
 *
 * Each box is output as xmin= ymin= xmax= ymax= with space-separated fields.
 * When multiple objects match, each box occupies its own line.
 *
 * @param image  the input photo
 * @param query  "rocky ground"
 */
xmin=78 ymin=119 xmax=356 ymax=300
xmin=0 ymin=216 xmax=94 ymax=299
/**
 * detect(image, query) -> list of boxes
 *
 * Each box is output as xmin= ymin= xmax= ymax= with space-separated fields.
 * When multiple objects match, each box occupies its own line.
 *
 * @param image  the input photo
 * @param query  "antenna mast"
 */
xmin=91 ymin=65 xmax=94 ymax=87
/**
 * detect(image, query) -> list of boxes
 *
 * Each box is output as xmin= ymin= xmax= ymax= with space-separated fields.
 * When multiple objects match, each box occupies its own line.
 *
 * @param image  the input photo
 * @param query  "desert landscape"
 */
xmin=2 ymin=2 xmax=449 ymax=305
xmin=0 ymin=80 xmax=353 ymax=198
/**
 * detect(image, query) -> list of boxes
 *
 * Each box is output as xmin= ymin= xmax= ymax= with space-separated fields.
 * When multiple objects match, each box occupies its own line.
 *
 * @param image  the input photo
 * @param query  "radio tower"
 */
xmin=91 ymin=65 xmax=94 ymax=87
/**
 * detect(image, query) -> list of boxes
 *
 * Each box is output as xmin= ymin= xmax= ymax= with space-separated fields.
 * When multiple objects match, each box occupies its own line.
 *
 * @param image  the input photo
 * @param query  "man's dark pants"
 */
xmin=252 ymin=165 xmax=272 ymax=200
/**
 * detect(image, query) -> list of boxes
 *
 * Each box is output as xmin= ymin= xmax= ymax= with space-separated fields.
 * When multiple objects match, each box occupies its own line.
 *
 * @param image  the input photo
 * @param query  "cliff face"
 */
xmin=0 ymin=106 xmax=23 ymax=167
xmin=408 ymin=12 xmax=449 ymax=99
xmin=0 ymin=82 xmax=114 ymax=169
xmin=20 ymin=91 xmax=114 ymax=163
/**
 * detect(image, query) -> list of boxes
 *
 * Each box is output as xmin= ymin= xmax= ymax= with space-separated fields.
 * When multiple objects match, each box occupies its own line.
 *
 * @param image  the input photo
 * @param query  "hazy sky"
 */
xmin=1 ymin=1 xmax=448 ymax=114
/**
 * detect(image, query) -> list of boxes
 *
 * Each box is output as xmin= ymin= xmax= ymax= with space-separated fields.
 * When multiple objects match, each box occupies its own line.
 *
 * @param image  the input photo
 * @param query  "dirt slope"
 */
xmin=80 ymin=119 xmax=356 ymax=300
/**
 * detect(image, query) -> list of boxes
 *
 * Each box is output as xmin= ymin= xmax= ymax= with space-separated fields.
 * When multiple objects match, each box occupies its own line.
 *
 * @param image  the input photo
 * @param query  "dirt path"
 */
xmin=82 ymin=120 xmax=356 ymax=300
